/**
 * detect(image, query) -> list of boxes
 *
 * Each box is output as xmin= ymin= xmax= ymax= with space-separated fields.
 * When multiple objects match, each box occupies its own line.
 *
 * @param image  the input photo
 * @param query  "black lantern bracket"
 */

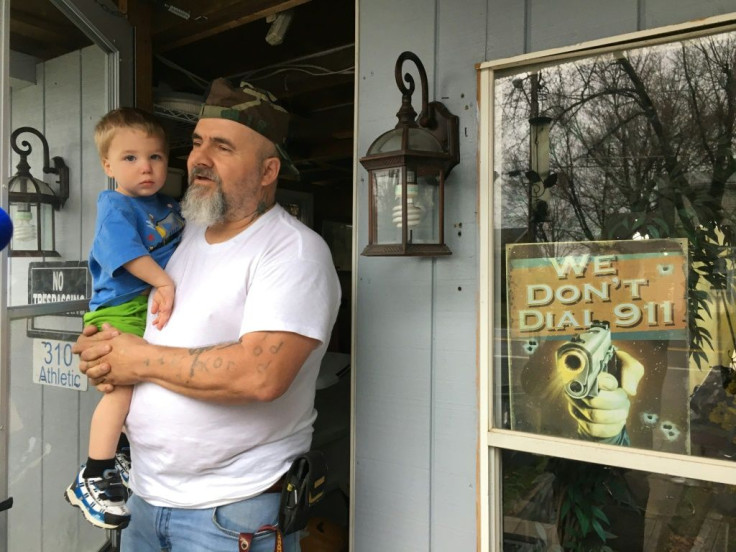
xmin=394 ymin=51 xmax=460 ymax=175
xmin=10 ymin=126 xmax=69 ymax=210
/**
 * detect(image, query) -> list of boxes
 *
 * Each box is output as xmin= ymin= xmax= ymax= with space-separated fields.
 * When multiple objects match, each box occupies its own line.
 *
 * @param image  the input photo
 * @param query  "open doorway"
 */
xmin=148 ymin=0 xmax=355 ymax=548
xmin=6 ymin=0 xmax=354 ymax=549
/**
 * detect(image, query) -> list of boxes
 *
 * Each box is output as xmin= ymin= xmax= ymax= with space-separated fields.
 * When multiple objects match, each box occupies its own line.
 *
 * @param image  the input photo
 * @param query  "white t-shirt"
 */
xmin=125 ymin=205 xmax=341 ymax=508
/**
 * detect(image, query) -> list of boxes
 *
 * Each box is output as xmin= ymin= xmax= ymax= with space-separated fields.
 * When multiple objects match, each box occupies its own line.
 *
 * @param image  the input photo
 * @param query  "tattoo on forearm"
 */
xmin=183 ymin=341 xmax=241 ymax=379
xmin=188 ymin=346 xmax=217 ymax=376
xmin=270 ymin=341 xmax=283 ymax=354
xmin=174 ymin=335 xmax=286 ymax=387
xmin=191 ymin=362 xmax=205 ymax=378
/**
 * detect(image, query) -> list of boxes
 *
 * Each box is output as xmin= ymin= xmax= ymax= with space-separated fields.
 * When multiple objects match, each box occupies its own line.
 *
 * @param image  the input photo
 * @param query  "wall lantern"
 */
xmin=7 ymin=126 xmax=69 ymax=257
xmin=360 ymin=51 xmax=459 ymax=256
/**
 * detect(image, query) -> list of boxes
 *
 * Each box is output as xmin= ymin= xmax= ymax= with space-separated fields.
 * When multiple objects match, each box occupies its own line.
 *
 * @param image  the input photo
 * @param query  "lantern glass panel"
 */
xmin=367 ymin=127 xmax=444 ymax=155
xmin=368 ymin=129 xmax=402 ymax=155
xmin=408 ymin=129 xmax=443 ymax=152
xmin=373 ymin=167 xmax=402 ymax=244
xmin=40 ymin=203 xmax=54 ymax=252
xmin=407 ymin=166 xmax=441 ymax=244
xmin=9 ymin=174 xmax=56 ymax=198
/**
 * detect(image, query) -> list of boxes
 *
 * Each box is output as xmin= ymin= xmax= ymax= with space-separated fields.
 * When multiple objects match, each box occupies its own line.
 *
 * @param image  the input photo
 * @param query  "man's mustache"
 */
xmin=189 ymin=166 xmax=220 ymax=184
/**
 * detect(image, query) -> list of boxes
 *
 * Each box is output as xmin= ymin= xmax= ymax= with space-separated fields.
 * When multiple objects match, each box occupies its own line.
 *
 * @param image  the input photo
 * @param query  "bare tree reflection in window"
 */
xmin=496 ymin=30 xmax=736 ymax=368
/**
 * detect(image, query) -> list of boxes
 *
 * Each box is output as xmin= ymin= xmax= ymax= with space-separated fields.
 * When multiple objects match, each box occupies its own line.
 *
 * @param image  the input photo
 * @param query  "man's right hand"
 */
xmin=73 ymin=323 xmax=120 ymax=393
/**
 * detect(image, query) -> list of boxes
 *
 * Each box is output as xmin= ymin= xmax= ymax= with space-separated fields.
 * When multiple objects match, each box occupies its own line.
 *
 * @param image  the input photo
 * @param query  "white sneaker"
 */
xmin=64 ymin=466 xmax=130 ymax=529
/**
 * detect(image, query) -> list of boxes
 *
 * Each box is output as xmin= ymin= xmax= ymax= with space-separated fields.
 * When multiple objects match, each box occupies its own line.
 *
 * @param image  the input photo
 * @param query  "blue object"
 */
xmin=0 ymin=208 xmax=13 ymax=251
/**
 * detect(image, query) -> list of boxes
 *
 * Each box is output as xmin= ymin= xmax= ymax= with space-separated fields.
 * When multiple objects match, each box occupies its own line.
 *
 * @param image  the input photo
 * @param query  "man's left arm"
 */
xmin=85 ymin=330 xmax=318 ymax=403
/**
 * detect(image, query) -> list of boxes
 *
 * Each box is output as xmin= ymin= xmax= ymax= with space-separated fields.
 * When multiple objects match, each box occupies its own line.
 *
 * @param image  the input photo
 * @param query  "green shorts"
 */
xmin=83 ymin=295 xmax=148 ymax=337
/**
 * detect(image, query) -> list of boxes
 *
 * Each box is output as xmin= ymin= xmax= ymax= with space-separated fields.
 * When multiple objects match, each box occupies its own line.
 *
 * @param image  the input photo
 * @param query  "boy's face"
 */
xmin=102 ymin=128 xmax=168 ymax=198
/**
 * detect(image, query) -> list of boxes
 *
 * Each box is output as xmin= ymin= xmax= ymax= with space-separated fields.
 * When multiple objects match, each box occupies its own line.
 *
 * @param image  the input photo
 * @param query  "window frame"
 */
xmin=478 ymin=12 xmax=736 ymax=552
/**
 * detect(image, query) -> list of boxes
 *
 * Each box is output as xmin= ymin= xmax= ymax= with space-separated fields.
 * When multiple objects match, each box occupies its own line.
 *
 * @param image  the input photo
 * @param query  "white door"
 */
xmin=1 ymin=1 xmax=133 ymax=550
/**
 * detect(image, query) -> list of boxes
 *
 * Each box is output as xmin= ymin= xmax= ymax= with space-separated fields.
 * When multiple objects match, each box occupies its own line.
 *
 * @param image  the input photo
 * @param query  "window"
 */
xmin=502 ymin=450 xmax=736 ymax=551
xmin=478 ymin=14 xmax=736 ymax=552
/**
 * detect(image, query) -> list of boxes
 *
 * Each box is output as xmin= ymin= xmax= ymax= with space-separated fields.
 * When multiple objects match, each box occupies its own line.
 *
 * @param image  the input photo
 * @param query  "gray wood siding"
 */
xmin=8 ymin=45 xmax=108 ymax=552
xmin=354 ymin=1 xmax=736 ymax=550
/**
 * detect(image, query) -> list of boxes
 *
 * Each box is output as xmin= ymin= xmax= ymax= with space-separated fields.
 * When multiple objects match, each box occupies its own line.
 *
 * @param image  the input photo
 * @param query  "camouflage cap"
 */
xmin=199 ymin=78 xmax=300 ymax=180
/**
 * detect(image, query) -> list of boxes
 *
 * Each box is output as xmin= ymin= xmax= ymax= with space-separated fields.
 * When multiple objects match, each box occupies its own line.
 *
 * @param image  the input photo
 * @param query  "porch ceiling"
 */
xmin=10 ymin=0 xmax=356 ymax=191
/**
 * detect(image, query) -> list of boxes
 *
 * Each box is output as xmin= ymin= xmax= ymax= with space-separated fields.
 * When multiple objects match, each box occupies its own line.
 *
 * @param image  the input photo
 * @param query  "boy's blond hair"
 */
xmin=94 ymin=107 xmax=169 ymax=160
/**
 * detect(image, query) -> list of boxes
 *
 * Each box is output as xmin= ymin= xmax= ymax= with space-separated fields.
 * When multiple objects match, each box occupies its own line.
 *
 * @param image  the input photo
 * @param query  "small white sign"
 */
xmin=33 ymin=339 xmax=88 ymax=391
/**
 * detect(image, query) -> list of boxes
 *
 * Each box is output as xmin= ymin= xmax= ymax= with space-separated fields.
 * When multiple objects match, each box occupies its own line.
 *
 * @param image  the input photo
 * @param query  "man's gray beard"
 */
xmin=180 ymin=182 xmax=226 ymax=226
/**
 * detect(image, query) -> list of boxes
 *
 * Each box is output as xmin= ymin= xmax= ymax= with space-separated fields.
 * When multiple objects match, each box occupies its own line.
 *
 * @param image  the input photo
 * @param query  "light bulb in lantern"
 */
xmin=13 ymin=206 xmax=36 ymax=242
xmin=392 ymin=170 xmax=424 ymax=228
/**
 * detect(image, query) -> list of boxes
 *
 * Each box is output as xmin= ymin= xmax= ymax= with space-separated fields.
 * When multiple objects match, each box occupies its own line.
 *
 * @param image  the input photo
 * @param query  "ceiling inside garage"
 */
xmin=9 ymin=0 xmax=356 ymax=194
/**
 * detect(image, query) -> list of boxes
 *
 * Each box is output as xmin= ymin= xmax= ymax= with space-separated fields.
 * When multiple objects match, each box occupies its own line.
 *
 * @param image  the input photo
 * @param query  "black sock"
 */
xmin=83 ymin=457 xmax=116 ymax=479
xmin=117 ymin=432 xmax=130 ymax=452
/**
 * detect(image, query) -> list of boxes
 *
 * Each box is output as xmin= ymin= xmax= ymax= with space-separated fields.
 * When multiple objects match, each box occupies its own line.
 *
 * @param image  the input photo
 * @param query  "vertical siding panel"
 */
xmin=80 ymin=45 xmax=108 ymax=258
xmin=486 ymin=0 xmax=526 ymax=59
xmin=354 ymin=265 xmax=433 ymax=550
xmin=45 ymin=50 xmax=82 ymax=261
xmin=645 ymin=0 xmax=736 ymax=28
xmin=431 ymin=0 xmax=487 ymax=549
xmin=355 ymin=0 xmax=436 ymax=549
xmin=528 ymin=0 xmax=638 ymax=51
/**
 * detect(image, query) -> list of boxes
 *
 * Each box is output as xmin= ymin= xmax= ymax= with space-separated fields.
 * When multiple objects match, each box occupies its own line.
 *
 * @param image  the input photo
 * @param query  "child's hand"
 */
xmin=150 ymin=284 xmax=175 ymax=330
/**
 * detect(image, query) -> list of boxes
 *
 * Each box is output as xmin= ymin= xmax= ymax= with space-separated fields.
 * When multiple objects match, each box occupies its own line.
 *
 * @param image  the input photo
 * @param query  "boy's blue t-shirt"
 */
xmin=88 ymin=190 xmax=185 ymax=311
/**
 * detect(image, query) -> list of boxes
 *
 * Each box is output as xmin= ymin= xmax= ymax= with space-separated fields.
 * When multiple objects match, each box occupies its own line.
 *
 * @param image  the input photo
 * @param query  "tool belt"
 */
xmin=238 ymin=451 xmax=328 ymax=551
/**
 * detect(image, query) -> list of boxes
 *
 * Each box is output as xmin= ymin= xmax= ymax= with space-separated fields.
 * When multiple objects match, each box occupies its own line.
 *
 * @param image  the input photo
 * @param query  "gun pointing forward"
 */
xmin=556 ymin=321 xmax=618 ymax=399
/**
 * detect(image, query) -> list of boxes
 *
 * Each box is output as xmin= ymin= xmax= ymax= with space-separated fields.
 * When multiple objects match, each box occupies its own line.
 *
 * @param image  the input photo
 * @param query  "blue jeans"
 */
xmin=121 ymin=492 xmax=300 ymax=552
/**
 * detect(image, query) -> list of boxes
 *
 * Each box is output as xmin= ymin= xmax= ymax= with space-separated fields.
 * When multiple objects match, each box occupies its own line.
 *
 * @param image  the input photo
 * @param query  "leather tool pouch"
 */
xmin=278 ymin=450 xmax=328 ymax=535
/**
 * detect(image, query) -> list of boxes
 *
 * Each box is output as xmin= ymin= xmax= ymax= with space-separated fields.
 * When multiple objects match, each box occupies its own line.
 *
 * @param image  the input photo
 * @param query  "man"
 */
xmin=75 ymin=78 xmax=341 ymax=552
